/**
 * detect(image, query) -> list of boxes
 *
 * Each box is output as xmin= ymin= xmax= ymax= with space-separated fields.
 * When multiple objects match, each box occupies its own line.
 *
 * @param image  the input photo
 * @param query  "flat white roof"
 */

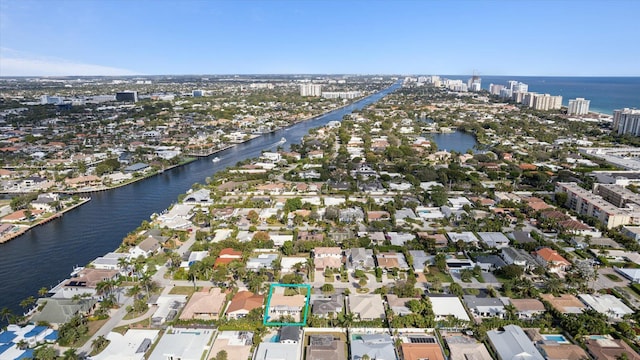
xmin=427 ymin=296 xmax=470 ymax=321
xmin=148 ymin=327 xmax=215 ymax=360
xmin=92 ymin=329 xmax=160 ymax=360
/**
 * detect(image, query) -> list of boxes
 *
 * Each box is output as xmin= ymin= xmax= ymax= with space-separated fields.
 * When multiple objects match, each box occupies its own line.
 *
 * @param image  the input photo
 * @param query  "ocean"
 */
xmin=443 ymin=76 xmax=640 ymax=115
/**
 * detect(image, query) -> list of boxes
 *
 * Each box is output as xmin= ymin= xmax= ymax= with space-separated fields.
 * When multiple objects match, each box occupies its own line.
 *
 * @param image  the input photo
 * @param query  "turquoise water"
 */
xmin=589 ymin=335 xmax=608 ymax=340
xmin=542 ymin=334 xmax=568 ymax=343
xmin=446 ymin=76 xmax=640 ymax=115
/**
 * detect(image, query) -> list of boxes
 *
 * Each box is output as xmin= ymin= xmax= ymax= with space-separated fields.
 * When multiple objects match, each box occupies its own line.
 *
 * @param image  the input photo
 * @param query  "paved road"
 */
xmin=79 ymin=229 xmax=200 ymax=358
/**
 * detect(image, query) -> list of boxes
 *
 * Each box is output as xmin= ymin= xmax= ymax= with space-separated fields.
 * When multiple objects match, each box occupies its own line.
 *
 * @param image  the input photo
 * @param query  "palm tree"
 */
xmin=38 ymin=287 xmax=49 ymax=297
xmin=117 ymin=257 xmax=130 ymax=279
xmin=1 ymin=307 xmax=13 ymax=324
xmin=92 ymin=335 xmax=109 ymax=354
xmin=19 ymin=296 xmax=36 ymax=310
xmin=62 ymin=348 xmax=79 ymax=360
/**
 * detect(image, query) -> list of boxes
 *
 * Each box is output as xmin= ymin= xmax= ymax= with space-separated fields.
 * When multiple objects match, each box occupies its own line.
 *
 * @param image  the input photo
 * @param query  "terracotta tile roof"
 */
xmin=226 ymin=290 xmax=264 ymax=314
xmin=180 ymin=287 xmax=227 ymax=320
xmin=534 ymin=247 xmax=571 ymax=265
xmin=510 ymin=298 xmax=545 ymax=312
xmin=401 ymin=342 xmax=445 ymax=360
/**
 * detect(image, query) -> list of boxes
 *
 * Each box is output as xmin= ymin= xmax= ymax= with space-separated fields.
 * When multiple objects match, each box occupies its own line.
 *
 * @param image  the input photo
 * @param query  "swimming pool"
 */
xmin=542 ymin=334 xmax=569 ymax=343
xmin=589 ymin=335 xmax=608 ymax=340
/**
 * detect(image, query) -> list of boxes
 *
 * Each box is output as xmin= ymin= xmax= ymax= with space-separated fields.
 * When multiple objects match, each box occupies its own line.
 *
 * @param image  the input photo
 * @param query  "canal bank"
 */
xmin=0 ymin=80 xmax=402 ymax=321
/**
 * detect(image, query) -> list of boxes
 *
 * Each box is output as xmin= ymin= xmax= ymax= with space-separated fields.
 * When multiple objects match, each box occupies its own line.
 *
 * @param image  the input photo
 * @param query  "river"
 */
xmin=0 ymin=81 xmax=404 ymax=320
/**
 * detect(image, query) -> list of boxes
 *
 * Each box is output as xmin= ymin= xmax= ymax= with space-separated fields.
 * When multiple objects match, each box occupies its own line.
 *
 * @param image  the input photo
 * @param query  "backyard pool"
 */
xmin=542 ymin=334 xmax=570 ymax=344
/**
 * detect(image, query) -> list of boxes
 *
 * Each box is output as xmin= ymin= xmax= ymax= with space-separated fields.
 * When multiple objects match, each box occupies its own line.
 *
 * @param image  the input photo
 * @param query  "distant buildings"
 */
xmin=567 ymin=97 xmax=590 ymax=115
xmin=115 ymin=91 xmax=138 ymax=102
xmin=300 ymin=84 xmax=322 ymax=97
xmin=613 ymin=108 xmax=640 ymax=136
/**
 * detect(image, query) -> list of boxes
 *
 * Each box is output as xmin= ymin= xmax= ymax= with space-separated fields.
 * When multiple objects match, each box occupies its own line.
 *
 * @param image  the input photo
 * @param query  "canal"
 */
xmin=0 ymin=81 xmax=402 ymax=318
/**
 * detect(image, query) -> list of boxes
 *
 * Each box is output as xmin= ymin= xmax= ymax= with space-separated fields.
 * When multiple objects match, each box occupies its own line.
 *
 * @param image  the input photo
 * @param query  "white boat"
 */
xmin=279 ymin=137 xmax=287 ymax=144
xmin=70 ymin=266 xmax=84 ymax=277
xmin=212 ymin=157 xmax=220 ymax=163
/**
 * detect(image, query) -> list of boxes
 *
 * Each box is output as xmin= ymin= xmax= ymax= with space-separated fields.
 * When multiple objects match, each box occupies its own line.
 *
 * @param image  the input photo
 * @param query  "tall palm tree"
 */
xmin=62 ymin=348 xmax=79 ymax=360
xmin=0 ymin=307 xmax=12 ymax=325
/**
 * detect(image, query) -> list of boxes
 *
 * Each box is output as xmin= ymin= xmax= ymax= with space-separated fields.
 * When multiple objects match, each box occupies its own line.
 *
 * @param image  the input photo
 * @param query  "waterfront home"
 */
xmin=225 ymin=291 xmax=264 ymax=320
xmin=1 ymin=209 xmax=44 ymax=223
xmin=306 ymin=334 xmax=347 ymax=360
xmin=58 ymin=268 xmax=119 ymax=299
xmin=91 ymin=252 xmax=129 ymax=271
xmin=347 ymin=294 xmax=385 ymax=320
xmin=487 ymin=325 xmax=544 ymax=360
xmin=179 ymin=287 xmax=227 ymax=320
xmin=253 ymin=342 xmax=300 ymax=360
xmin=129 ymin=236 xmax=160 ymax=259
xmin=31 ymin=298 xmax=97 ymax=325
xmin=30 ymin=193 xmax=59 ymax=212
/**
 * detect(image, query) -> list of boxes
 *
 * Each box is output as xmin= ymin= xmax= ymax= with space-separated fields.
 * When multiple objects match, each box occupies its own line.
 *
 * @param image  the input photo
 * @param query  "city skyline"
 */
xmin=1 ymin=0 xmax=640 ymax=77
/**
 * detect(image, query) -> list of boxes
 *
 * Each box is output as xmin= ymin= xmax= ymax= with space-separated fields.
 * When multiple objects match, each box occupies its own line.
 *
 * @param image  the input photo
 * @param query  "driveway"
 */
xmin=594 ymin=268 xmax=630 ymax=290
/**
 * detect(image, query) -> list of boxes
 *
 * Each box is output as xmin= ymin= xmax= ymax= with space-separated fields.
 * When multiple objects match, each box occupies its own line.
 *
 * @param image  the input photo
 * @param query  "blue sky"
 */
xmin=1 ymin=0 xmax=639 ymax=76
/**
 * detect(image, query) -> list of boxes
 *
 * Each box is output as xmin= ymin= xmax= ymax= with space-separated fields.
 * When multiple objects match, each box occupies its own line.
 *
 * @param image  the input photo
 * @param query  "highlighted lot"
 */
xmin=263 ymin=283 xmax=311 ymax=326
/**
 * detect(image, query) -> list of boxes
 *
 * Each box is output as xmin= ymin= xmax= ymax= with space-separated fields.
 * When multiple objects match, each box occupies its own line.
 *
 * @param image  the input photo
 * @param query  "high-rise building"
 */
xmin=40 ymin=95 xmax=63 ymax=105
xmin=299 ymin=84 xmax=322 ymax=97
xmin=532 ymin=94 xmax=562 ymax=111
xmin=115 ymin=91 xmax=138 ymax=102
xmin=468 ymin=76 xmax=481 ymax=92
xmin=508 ymin=81 xmax=529 ymax=93
xmin=489 ymin=84 xmax=504 ymax=96
xmin=613 ymin=108 xmax=640 ymax=136
xmin=192 ymin=90 xmax=204 ymax=97
xmin=567 ymin=98 xmax=591 ymax=115
xmin=499 ymin=88 xmax=513 ymax=99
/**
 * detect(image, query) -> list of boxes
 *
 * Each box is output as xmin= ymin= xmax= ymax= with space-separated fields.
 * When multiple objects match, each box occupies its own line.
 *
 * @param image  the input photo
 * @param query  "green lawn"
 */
xmin=169 ymin=286 xmax=201 ymax=295
xmin=605 ymin=274 xmax=623 ymax=282
xmin=424 ymin=266 xmax=453 ymax=283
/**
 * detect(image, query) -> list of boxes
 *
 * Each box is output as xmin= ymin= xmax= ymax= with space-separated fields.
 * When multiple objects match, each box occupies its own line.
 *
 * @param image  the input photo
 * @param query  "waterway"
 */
xmin=0 ymin=81 xmax=403 ymax=320
xmin=431 ymin=131 xmax=478 ymax=153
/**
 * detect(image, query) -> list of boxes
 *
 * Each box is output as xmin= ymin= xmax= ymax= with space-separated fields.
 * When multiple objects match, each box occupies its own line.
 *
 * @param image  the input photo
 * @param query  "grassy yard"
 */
xmin=424 ymin=266 xmax=453 ymax=283
xmin=71 ymin=318 xmax=108 ymax=348
xmin=169 ymin=286 xmax=201 ymax=295
xmin=605 ymin=274 xmax=623 ymax=282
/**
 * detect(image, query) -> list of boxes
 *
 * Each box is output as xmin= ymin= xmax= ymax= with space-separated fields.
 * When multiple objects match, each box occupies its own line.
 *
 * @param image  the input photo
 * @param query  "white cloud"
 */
xmin=0 ymin=48 xmax=138 ymax=76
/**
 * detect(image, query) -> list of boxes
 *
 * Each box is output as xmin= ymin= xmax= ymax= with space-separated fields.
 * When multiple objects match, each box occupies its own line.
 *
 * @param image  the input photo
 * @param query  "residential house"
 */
xmin=585 ymin=336 xmax=640 ymax=360
xmin=306 ymin=334 xmax=347 ymax=360
xmin=183 ymin=189 xmax=212 ymax=204
xmin=215 ymin=248 xmax=243 ymax=268
xmin=350 ymin=334 xmax=397 ymax=360
xmin=281 ymin=257 xmax=307 ymax=273
xmin=311 ymin=294 xmax=344 ymax=319
xmin=533 ymin=247 xmax=571 ymax=273
xmin=367 ymin=211 xmax=391 ymax=222
xmin=375 ymin=252 xmax=409 ymax=270
xmin=129 ymin=236 xmax=160 ymax=259
xmin=509 ymin=231 xmax=537 ymax=245
xmin=487 ymin=325 xmax=544 ymax=360
xmin=253 ymin=342 xmax=299 ymax=360
xmin=501 ymin=247 xmax=538 ymax=270
xmin=387 ymin=232 xmax=415 ymax=246
xmin=346 ymin=248 xmax=375 ymax=270
xmin=474 ymin=255 xmax=507 ymax=272
xmin=539 ymin=294 xmax=586 ymax=314
xmin=210 ymin=331 xmax=254 ymax=360
xmin=444 ymin=334 xmax=493 ymax=360
xmin=426 ymin=295 xmax=470 ymax=322
xmin=409 ymin=250 xmax=431 ymax=272
xmin=578 ymin=294 xmax=634 ymax=320
xmin=313 ymin=247 xmax=343 ymax=270
xmin=399 ymin=334 xmax=445 ymax=360
xmin=225 ymin=291 xmax=264 ymax=320
xmin=386 ymin=294 xmax=418 ymax=316
xmin=339 ymin=208 xmax=364 ymax=223
xmin=279 ymin=326 xmax=301 ymax=344
xmin=179 ymin=288 xmax=227 ymax=320
xmin=268 ymin=292 xmax=307 ymax=322
xmin=31 ymin=298 xmax=97 ymax=325
xmin=509 ymin=298 xmax=546 ymax=320
xmin=463 ymin=295 xmax=509 ymax=318
xmin=447 ymin=232 xmax=479 ymax=247
xmin=537 ymin=344 xmax=590 ymax=360
xmin=30 ymin=193 xmax=59 ymax=212
xmin=246 ymin=253 xmax=278 ymax=271
xmin=59 ymin=268 xmax=119 ymax=299
xmin=347 ymin=294 xmax=386 ymax=320
xmin=477 ymin=232 xmax=510 ymax=248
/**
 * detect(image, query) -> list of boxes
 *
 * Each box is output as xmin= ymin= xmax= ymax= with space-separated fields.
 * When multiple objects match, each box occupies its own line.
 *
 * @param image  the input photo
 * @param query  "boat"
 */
xmin=212 ymin=157 xmax=220 ymax=163
xmin=279 ymin=137 xmax=287 ymax=144
xmin=70 ymin=266 xmax=84 ymax=277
